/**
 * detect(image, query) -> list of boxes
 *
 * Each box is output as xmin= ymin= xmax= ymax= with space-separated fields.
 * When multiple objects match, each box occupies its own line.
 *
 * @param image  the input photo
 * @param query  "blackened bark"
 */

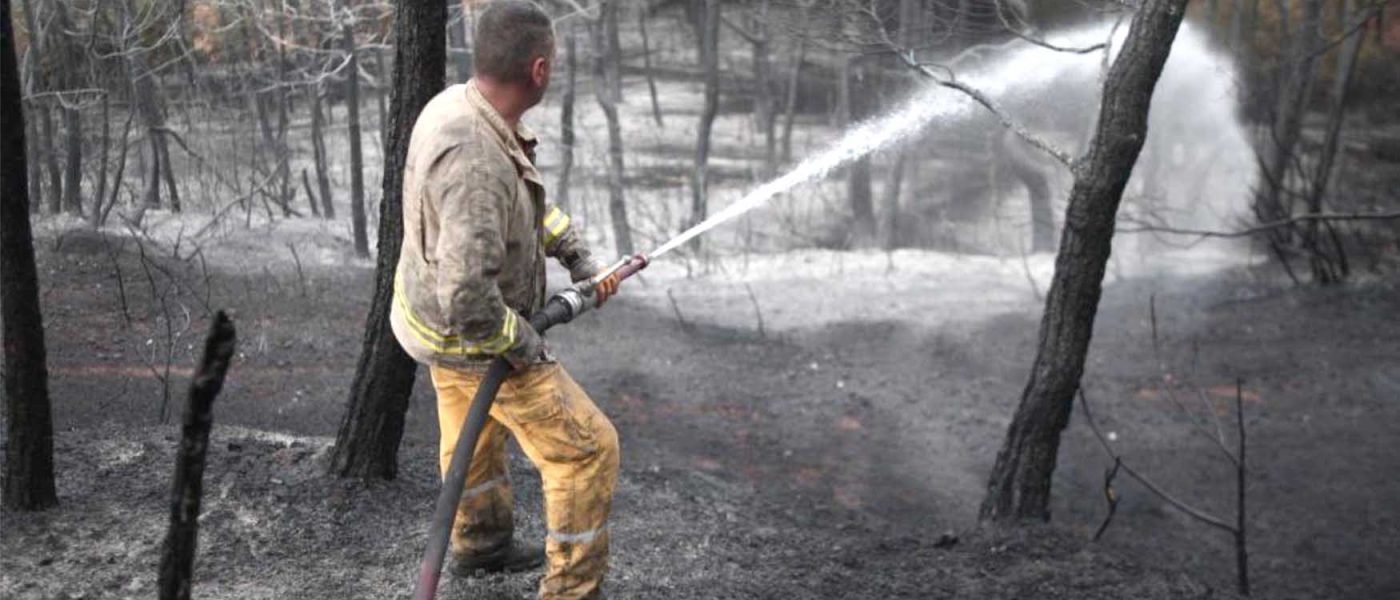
xmin=91 ymin=95 xmax=110 ymax=227
xmin=638 ymin=8 xmax=663 ymax=127
xmin=274 ymin=3 xmax=293 ymax=217
xmin=61 ymin=107 xmax=82 ymax=215
xmin=124 ymin=4 xmax=178 ymax=213
xmin=1003 ymin=131 xmax=1056 ymax=253
xmin=54 ymin=1 xmax=83 ymax=215
xmin=780 ymin=2 xmax=811 ymax=165
xmin=329 ymin=0 xmax=442 ymax=480
xmin=1254 ymin=0 xmax=1323 ymax=246
xmin=752 ymin=0 xmax=775 ymax=174
xmin=979 ymin=0 xmax=1189 ymax=524
xmin=157 ymin=313 xmax=236 ymax=600
xmin=448 ymin=1 xmax=472 ymax=82
xmin=593 ymin=0 xmax=633 ymax=256
xmin=344 ymin=24 xmax=369 ymax=258
xmin=1302 ymin=0 xmax=1366 ymax=283
xmin=41 ymin=102 xmax=61 ymax=214
xmin=1 ymin=0 xmax=58 ymax=511
xmin=311 ymin=83 xmax=336 ymax=219
xmin=884 ymin=152 xmax=906 ymax=250
xmin=689 ymin=0 xmax=721 ymax=251
xmin=556 ymin=24 xmax=577 ymax=210
xmin=844 ymin=57 xmax=875 ymax=243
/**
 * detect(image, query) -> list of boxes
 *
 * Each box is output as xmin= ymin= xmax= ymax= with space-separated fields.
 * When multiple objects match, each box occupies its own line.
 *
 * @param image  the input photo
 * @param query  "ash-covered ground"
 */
xmin=3 ymin=219 xmax=1397 ymax=599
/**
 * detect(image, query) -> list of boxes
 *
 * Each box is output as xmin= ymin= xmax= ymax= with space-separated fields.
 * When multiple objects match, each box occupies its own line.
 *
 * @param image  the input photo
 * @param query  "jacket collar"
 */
xmin=464 ymin=80 xmax=542 ymax=186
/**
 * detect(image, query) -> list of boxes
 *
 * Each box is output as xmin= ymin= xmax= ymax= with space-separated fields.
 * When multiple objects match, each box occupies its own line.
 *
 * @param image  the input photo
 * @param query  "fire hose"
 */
xmin=413 ymin=254 xmax=649 ymax=600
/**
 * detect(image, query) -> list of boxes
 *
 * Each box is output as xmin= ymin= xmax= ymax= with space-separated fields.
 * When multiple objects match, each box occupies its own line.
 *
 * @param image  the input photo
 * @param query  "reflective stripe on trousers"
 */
xmin=432 ymin=363 xmax=620 ymax=600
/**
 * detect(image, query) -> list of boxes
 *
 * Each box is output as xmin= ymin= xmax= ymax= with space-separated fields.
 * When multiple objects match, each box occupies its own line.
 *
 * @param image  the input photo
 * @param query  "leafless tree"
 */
xmin=978 ymin=0 xmax=1191 ymax=523
xmin=688 ymin=0 xmax=721 ymax=254
xmin=330 ymin=0 xmax=442 ymax=480
xmin=1 ymin=0 xmax=57 ymax=511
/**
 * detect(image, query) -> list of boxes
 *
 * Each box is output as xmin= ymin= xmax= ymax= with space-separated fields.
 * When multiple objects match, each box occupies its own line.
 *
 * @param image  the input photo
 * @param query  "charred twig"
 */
xmin=157 ymin=312 xmax=236 ymax=600
xmin=1092 ymin=457 xmax=1122 ymax=541
xmin=1080 ymin=384 xmax=1252 ymax=595
xmin=665 ymin=288 xmax=693 ymax=332
xmin=743 ymin=283 xmax=766 ymax=339
xmin=286 ymin=242 xmax=308 ymax=298
xmin=1079 ymin=389 xmax=1235 ymax=533
xmin=1117 ymin=211 xmax=1400 ymax=240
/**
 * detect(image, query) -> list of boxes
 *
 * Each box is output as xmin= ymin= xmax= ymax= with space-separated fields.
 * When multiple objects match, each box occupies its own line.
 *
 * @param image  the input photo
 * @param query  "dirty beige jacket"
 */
xmin=391 ymin=81 xmax=601 ymax=369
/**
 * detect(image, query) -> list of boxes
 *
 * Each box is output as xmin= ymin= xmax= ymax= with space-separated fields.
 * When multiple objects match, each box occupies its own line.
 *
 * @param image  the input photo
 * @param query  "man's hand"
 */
xmin=594 ymin=272 xmax=621 ymax=306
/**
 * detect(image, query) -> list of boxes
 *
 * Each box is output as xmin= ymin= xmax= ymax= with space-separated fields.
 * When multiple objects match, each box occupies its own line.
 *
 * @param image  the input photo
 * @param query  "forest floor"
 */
xmin=2 ymin=216 xmax=1398 ymax=599
xmin=6 ymin=43 xmax=1400 ymax=599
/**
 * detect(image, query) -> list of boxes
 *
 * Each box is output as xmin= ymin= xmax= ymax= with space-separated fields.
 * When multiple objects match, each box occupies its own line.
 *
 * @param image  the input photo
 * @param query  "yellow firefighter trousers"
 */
xmin=430 ymin=363 xmax=619 ymax=600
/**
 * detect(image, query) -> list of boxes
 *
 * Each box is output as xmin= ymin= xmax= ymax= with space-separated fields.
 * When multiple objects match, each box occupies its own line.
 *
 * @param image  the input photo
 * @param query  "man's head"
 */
xmin=474 ymin=1 xmax=555 ymax=109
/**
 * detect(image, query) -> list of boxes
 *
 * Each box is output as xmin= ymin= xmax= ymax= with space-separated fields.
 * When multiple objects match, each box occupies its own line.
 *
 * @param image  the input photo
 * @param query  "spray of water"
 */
xmin=646 ymin=25 xmax=1127 ymax=259
xmin=646 ymin=22 xmax=1247 ymax=260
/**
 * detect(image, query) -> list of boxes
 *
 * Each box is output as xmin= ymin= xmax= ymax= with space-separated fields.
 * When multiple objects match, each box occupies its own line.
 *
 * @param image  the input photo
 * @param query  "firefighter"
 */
xmin=389 ymin=2 xmax=621 ymax=598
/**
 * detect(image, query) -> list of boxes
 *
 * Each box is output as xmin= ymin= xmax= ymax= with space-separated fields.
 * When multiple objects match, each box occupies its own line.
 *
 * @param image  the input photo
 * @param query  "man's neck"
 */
xmin=473 ymin=78 xmax=525 ymax=129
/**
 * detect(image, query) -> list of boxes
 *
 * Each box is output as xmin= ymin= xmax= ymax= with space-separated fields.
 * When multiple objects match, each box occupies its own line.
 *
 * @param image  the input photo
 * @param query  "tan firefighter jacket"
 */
xmin=391 ymin=81 xmax=601 ymax=369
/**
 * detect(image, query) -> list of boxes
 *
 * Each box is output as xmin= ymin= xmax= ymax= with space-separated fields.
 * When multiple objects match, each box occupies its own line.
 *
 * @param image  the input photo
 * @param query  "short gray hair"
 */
xmin=474 ymin=1 xmax=555 ymax=83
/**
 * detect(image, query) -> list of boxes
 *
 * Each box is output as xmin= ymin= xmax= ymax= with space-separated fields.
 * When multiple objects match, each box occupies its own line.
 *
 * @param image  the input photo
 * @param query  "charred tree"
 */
xmin=54 ymin=3 xmax=83 ymax=216
xmin=1 ymin=0 xmax=58 ymax=511
xmin=123 ymin=0 xmax=179 ymax=213
xmin=311 ymin=83 xmax=336 ymax=219
xmin=592 ymin=0 xmax=633 ymax=255
xmin=448 ymin=1 xmax=473 ymax=82
xmin=556 ymin=23 xmax=577 ymax=210
xmin=17 ymin=0 xmax=61 ymax=214
xmin=1254 ymin=0 xmax=1324 ymax=247
xmin=752 ymin=0 xmax=775 ymax=174
xmin=344 ymin=23 xmax=369 ymax=258
xmin=689 ymin=0 xmax=721 ymax=252
xmin=979 ymin=0 xmax=1190 ymax=524
xmin=780 ymin=1 xmax=813 ymax=164
xmin=637 ymin=7 xmax=663 ymax=127
xmin=157 ymin=313 xmax=236 ymax=600
xmin=843 ymin=56 xmax=876 ymax=244
xmin=329 ymin=0 xmax=443 ymax=480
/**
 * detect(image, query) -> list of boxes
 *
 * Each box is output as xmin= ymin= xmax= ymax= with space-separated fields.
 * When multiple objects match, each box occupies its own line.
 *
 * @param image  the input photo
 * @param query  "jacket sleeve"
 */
xmin=433 ymin=148 xmax=542 ymax=364
xmin=540 ymin=203 xmax=604 ymax=283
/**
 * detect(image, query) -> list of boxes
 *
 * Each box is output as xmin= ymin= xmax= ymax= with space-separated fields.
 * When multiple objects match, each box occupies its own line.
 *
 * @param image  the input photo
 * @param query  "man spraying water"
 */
xmin=391 ymin=2 xmax=623 ymax=598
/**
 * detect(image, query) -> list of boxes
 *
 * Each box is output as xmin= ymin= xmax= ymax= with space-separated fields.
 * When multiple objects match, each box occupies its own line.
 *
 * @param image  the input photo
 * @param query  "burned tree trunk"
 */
xmin=780 ymin=1 xmax=812 ymax=165
xmin=843 ymin=56 xmax=876 ymax=244
xmin=344 ymin=23 xmax=369 ymax=258
xmin=751 ymin=0 xmax=775 ymax=175
xmin=689 ymin=0 xmax=721 ymax=251
xmin=18 ymin=0 xmax=62 ymax=214
xmin=311 ymin=83 xmax=336 ymax=219
xmin=157 ymin=313 xmax=236 ymax=600
xmin=55 ymin=3 xmax=83 ymax=216
xmin=1300 ymin=0 xmax=1368 ymax=283
xmin=448 ymin=0 xmax=472 ymax=82
xmin=1 ymin=0 xmax=58 ymax=511
xmin=593 ymin=0 xmax=633 ymax=256
xmin=637 ymin=7 xmax=663 ymax=127
xmin=979 ymin=0 xmax=1190 ymax=524
xmin=329 ymin=0 xmax=443 ymax=480
xmin=1254 ymin=0 xmax=1323 ymax=246
xmin=556 ymin=24 xmax=577 ymax=210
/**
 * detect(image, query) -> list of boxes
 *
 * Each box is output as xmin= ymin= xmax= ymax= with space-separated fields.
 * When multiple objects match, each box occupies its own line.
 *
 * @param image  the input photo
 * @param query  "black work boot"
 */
xmin=451 ymin=541 xmax=545 ymax=577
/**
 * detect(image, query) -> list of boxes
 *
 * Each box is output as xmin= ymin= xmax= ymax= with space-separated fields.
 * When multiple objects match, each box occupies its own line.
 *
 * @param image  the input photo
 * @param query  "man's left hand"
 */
xmin=594 ymin=272 xmax=621 ymax=306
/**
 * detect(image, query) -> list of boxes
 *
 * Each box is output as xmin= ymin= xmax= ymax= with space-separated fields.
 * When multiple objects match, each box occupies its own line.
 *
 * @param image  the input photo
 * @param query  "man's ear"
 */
xmin=531 ymin=56 xmax=550 ymax=87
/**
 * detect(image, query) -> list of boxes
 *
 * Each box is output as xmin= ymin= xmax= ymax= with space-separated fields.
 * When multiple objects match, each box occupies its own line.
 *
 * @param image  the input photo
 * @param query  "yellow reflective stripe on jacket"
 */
xmin=542 ymin=206 xmax=571 ymax=247
xmin=393 ymin=278 xmax=518 ymax=355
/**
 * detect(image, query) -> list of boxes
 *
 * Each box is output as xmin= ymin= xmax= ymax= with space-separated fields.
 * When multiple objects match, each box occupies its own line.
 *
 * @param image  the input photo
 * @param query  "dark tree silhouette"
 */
xmin=329 ymin=0 xmax=444 ymax=480
xmin=979 ymin=0 xmax=1190 ymax=523
xmin=1 ymin=0 xmax=58 ymax=511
